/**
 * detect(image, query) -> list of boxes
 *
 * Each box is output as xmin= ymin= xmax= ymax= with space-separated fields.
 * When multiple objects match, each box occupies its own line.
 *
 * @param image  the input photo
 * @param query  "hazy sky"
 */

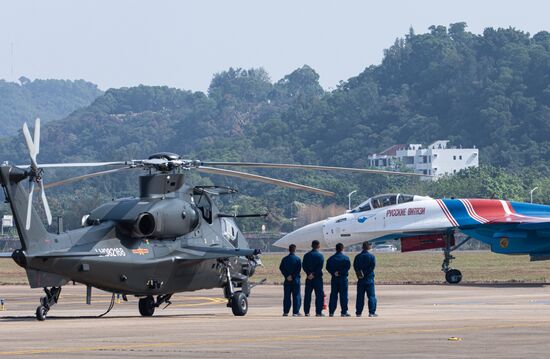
xmin=1 ymin=0 xmax=549 ymax=92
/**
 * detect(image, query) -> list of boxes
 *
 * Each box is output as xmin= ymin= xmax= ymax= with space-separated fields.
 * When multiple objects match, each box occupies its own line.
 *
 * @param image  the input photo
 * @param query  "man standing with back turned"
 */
xmin=326 ymin=243 xmax=351 ymax=317
xmin=279 ymin=244 xmax=302 ymax=316
xmin=302 ymin=240 xmax=325 ymax=317
xmin=354 ymin=241 xmax=377 ymax=317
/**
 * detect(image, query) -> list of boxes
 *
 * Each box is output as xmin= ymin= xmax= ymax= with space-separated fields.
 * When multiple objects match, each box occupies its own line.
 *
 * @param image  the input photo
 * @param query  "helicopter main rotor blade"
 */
xmin=201 ymin=162 xmax=427 ymax=177
xmin=20 ymin=161 xmax=129 ymax=169
xmin=197 ymin=166 xmax=334 ymax=197
xmin=42 ymin=167 xmax=135 ymax=190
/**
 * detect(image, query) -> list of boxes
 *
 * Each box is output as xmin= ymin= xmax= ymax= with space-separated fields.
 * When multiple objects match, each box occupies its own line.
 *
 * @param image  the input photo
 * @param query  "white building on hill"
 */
xmin=367 ymin=140 xmax=479 ymax=180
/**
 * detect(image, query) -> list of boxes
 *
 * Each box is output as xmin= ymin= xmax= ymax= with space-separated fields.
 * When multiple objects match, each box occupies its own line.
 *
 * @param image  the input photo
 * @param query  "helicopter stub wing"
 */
xmin=176 ymin=246 xmax=260 ymax=260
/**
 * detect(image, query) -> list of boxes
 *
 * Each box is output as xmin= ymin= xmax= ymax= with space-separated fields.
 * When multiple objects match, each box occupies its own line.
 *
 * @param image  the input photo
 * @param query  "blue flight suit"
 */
xmin=326 ymin=252 xmax=351 ymax=315
xmin=302 ymin=249 xmax=325 ymax=315
xmin=279 ymin=253 xmax=302 ymax=315
xmin=354 ymin=250 xmax=377 ymax=315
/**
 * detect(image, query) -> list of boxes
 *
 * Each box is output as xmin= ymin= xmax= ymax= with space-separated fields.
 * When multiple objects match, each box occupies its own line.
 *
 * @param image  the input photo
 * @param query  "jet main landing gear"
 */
xmin=35 ymin=286 xmax=62 ymax=321
xmin=441 ymin=234 xmax=472 ymax=284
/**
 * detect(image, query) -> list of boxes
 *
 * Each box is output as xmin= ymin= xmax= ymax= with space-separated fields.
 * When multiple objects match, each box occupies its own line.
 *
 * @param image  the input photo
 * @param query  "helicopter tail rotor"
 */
xmin=22 ymin=118 xmax=52 ymax=229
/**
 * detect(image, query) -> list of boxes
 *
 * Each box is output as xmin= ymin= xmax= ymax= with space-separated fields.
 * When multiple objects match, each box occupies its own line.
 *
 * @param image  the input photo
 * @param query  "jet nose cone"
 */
xmin=274 ymin=221 xmax=324 ymax=250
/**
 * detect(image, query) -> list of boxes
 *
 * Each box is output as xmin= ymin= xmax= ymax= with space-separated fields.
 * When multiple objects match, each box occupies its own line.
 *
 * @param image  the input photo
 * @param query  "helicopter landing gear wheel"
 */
xmin=36 ymin=305 xmax=48 ymax=321
xmin=220 ymin=259 xmax=249 ymax=316
xmin=445 ymin=269 xmax=462 ymax=284
xmin=35 ymin=286 xmax=62 ymax=321
xmin=230 ymin=291 xmax=248 ymax=316
xmin=138 ymin=296 xmax=155 ymax=317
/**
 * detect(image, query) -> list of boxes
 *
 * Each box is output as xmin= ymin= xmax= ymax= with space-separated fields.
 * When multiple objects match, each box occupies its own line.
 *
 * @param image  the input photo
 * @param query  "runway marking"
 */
xmin=172 ymin=297 xmax=227 ymax=307
xmin=2 ymin=321 xmax=550 ymax=356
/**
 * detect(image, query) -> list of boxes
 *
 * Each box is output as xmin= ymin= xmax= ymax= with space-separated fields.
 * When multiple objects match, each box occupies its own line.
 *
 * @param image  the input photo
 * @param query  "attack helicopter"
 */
xmin=0 ymin=119 xmax=420 ymax=321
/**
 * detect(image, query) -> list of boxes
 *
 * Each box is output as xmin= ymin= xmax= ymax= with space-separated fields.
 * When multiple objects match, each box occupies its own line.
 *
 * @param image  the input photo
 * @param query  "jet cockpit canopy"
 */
xmin=349 ymin=193 xmax=431 ymax=213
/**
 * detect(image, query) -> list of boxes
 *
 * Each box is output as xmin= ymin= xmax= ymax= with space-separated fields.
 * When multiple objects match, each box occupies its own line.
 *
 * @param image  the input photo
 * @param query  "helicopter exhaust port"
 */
xmin=130 ymin=200 xmax=200 ymax=239
xmin=136 ymin=212 xmax=156 ymax=237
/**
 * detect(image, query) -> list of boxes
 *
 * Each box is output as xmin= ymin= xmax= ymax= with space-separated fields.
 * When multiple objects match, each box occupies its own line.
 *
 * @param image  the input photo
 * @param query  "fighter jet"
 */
xmin=275 ymin=193 xmax=550 ymax=283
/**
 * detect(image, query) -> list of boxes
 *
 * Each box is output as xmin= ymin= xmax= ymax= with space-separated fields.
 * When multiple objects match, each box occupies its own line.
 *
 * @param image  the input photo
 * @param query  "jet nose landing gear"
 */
xmin=445 ymin=268 xmax=463 ymax=284
xmin=442 ymin=249 xmax=462 ymax=284
xmin=442 ymin=234 xmax=471 ymax=284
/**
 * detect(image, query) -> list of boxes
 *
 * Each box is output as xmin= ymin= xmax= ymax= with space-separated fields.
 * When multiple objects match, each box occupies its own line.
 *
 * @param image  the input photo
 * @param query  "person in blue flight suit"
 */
xmin=302 ymin=240 xmax=325 ymax=317
xmin=326 ymin=243 xmax=351 ymax=317
xmin=354 ymin=241 xmax=378 ymax=317
xmin=279 ymin=244 xmax=302 ymax=316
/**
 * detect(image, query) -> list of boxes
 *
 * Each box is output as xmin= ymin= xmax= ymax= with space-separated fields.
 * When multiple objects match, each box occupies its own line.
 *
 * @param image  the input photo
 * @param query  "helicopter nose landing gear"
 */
xmin=35 ymin=286 xmax=62 ymax=321
xmin=441 ymin=234 xmax=472 ymax=284
xmin=220 ymin=260 xmax=249 ymax=316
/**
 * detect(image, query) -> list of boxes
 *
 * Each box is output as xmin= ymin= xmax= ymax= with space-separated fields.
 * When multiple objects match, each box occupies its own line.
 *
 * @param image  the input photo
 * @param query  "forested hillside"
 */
xmin=0 ymin=23 xmax=549 ymax=231
xmin=0 ymin=77 xmax=102 ymax=137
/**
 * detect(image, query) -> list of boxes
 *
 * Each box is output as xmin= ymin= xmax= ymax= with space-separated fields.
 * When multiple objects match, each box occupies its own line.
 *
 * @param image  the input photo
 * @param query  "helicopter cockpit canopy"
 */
xmin=349 ymin=194 xmax=431 ymax=213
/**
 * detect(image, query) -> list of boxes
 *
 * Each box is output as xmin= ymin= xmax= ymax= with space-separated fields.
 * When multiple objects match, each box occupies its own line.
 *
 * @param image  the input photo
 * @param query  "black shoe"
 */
xmin=305 ymin=313 xmax=310 ymax=317
xmin=283 ymin=313 xmax=289 ymax=317
xmin=368 ymin=313 xmax=378 ymax=317
xmin=292 ymin=313 xmax=302 ymax=317
xmin=341 ymin=312 xmax=351 ymax=317
xmin=329 ymin=313 xmax=334 ymax=317
xmin=356 ymin=313 xmax=362 ymax=317
xmin=315 ymin=313 xmax=325 ymax=317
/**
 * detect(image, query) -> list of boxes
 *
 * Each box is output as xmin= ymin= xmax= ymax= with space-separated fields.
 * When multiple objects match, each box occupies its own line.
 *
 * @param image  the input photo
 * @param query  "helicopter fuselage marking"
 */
xmin=94 ymin=247 xmax=127 ymax=257
xmin=132 ymin=248 xmax=149 ymax=255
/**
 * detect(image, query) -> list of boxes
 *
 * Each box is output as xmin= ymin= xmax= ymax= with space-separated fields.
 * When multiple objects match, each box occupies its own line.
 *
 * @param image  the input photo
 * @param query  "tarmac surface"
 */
xmin=1 ymin=284 xmax=550 ymax=358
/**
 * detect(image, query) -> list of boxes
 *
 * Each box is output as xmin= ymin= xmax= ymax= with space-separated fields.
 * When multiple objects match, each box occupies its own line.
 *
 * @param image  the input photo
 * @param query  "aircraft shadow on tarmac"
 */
xmin=456 ymin=282 xmax=549 ymax=288
xmin=0 ymin=313 xmax=218 ymax=322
